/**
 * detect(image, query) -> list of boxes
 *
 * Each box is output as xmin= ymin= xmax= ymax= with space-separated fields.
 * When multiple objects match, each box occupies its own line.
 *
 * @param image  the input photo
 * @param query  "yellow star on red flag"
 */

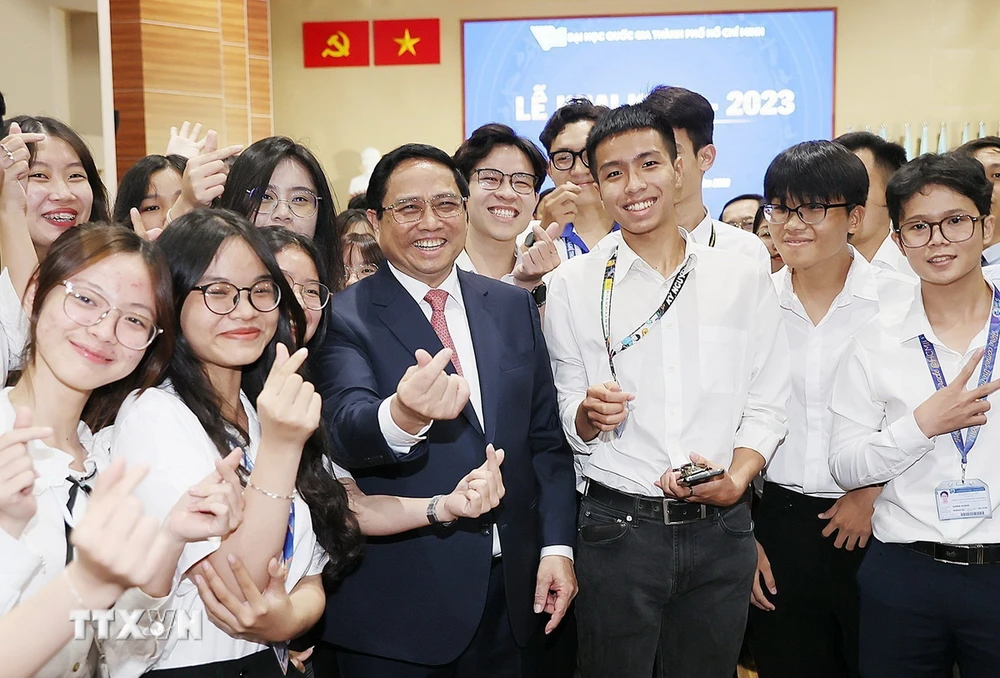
xmin=394 ymin=28 xmax=421 ymax=57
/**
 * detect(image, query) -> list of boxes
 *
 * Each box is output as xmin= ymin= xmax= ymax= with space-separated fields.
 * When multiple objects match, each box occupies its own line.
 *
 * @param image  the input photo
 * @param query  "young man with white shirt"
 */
xmin=453 ymin=123 xmax=561 ymax=305
xmin=535 ymin=98 xmax=617 ymax=260
xmin=829 ymin=152 xmax=1000 ymax=677
xmin=835 ymin=132 xmax=915 ymax=277
xmin=955 ymin=136 xmax=1000 ymax=267
xmin=639 ymin=86 xmax=771 ymax=270
xmin=747 ymin=141 xmax=915 ymax=678
xmin=544 ymin=104 xmax=789 ymax=678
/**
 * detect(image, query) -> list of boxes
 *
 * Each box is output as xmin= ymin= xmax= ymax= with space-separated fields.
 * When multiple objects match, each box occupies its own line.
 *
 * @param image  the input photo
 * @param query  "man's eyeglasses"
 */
xmin=896 ymin=214 xmax=983 ymax=248
xmin=381 ymin=195 xmax=467 ymax=225
xmin=549 ymin=149 xmax=589 ymax=172
xmin=190 ymin=280 xmax=281 ymax=315
xmin=247 ymin=188 xmax=321 ymax=219
xmin=61 ymin=281 xmax=162 ymax=350
xmin=762 ymin=202 xmax=853 ymax=226
xmin=474 ymin=168 xmax=537 ymax=195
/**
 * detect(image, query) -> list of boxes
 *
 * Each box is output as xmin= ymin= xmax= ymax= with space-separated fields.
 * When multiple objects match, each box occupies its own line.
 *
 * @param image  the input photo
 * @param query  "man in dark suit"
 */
xmin=317 ymin=143 xmax=577 ymax=677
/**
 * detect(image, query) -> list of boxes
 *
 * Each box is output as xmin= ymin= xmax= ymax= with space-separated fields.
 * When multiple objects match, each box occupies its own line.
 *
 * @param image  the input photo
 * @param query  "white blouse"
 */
xmin=109 ymin=382 xmax=326 ymax=672
xmin=0 ymin=267 xmax=28 ymax=384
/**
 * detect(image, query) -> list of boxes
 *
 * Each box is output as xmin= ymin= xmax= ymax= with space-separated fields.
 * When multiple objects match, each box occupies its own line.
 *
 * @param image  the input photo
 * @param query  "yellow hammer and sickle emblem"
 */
xmin=322 ymin=31 xmax=350 ymax=58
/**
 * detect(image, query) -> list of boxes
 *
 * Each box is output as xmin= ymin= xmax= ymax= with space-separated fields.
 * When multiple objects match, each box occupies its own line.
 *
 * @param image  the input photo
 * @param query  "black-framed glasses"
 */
xmin=896 ymin=214 xmax=983 ymax=248
xmin=288 ymin=279 xmax=330 ymax=311
xmin=381 ymin=194 xmax=467 ymax=225
xmin=345 ymin=263 xmax=379 ymax=280
xmin=549 ymin=149 xmax=589 ymax=171
xmin=61 ymin=281 xmax=162 ymax=350
xmin=473 ymin=168 xmax=537 ymax=195
xmin=762 ymin=202 xmax=853 ymax=226
xmin=247 ymin=188 xmax=321 ymax=219
xmin=190 ymin=280 xmax=281 ymax=315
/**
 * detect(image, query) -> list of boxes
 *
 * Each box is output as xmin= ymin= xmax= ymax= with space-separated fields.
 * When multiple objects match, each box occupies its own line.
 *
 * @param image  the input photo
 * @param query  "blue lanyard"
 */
xmin=918 ymin=286 xmax=1000 ymax=469
xmin=241 ymin=448 xmax=296 ymax=565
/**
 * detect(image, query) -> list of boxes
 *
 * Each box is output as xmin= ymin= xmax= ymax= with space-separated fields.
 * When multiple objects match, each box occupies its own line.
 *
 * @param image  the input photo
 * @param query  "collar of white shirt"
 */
xmin=611 ymin=227 xmax=699 ymax=286
xmin=386 ymin=260 xmax=465 ymax=307
xmin=983 ymin=241 xmax=1000 ymax=267
xmin=454 ymin=247 xmax=522 ymax=285
xmin=773 ymin=246 xmax=880 ymax=312
xmin=899 ymin=275 xmax=1000 ymax=343
xmin=871 ymin=231 xmax=916 ymax=276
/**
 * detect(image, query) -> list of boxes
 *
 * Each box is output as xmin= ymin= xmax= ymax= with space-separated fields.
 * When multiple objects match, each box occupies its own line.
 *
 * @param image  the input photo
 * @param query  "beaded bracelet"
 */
xmin=246 ymin=478 xmax=296 ymax=501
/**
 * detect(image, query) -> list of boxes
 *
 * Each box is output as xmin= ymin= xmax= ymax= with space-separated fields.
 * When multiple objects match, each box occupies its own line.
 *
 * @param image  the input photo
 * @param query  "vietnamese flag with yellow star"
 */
xmin=373 ymin=18 xmax=440 ymax=66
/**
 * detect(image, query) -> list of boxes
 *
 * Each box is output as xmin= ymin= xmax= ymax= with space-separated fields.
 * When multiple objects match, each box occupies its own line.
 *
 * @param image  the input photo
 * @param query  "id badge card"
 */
xmin=614 ymin=401 xmax=634 ymax=438
xmin=273 ymin=642 xmax=290 ymax=675
xmin=935 ymin=479 xmax=993 ymax=521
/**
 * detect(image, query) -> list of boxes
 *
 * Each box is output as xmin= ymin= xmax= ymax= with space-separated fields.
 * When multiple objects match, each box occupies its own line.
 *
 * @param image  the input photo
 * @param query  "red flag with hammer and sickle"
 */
xmin=303 ymin=21 xmax=369 ymax=68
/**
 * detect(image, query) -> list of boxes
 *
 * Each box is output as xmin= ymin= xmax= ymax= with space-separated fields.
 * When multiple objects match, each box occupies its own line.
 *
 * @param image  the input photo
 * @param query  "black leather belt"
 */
xmin=585 ymin=480 xmax=722 ymax=525
xmin=905 ymin=541 xmax=1000 ymax=566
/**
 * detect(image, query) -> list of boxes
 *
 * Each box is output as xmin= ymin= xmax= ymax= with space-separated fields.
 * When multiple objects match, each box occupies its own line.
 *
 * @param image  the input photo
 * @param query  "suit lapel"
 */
xmin=372 ymin=266 xmax=485 ymax=437
xmin=459 ymin=270 xmax=500 ymax=443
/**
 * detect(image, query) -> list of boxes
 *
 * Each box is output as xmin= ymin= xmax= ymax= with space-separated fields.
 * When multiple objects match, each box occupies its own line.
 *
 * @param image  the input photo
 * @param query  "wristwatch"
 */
xmin=531 ymin=282 xmax=547 ymax=308
xmin=427 ymin=495 xmax=455 ymax=526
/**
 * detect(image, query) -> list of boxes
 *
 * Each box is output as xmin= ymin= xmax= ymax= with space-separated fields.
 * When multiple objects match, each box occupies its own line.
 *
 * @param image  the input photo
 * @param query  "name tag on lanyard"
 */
xmin=601 ymin=246 xmax=693 ymax=437
xmin=920 ymin=286 xmax=1000 ymax=521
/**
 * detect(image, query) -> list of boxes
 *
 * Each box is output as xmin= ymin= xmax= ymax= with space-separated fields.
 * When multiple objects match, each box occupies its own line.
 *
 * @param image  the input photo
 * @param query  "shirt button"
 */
xmin=72 ymin=663 xmax=80 ymax=673
xmin=481 ymin=527 xmax=491 ymax=536
xmin=667 ymin=366 xmax=676 ymax=373
xmin=670 ymin=408 xmax=678 ymax=415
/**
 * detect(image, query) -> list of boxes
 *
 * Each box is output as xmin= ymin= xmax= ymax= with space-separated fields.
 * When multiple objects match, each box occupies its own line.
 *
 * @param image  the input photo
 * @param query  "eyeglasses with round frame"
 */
xmin=61 ymin=280 xmax=162 ymax=350
xmin=762 ymin=202 xmax=853 ymax=226
xmin=895 ymin=213 xmax=983 ymax=249
xmin=380 ymin=194 xmax=467 ymax=225
xmin=190 ymin=280 xmax=281 ymax=316
xmin=247 ymin=188 xmax=321 ymax=219
xmin=345 ymin=263 xmax=379 ymax=280
xmin=549 ymin=149 xmax=589 ymax=172
xmin=286 ymin=278 xmax=331 ymax=311
xmin=727 ymin=216 xmax=757 ymax=231
xmin=473 ymin=168 xmax=538 ymax=196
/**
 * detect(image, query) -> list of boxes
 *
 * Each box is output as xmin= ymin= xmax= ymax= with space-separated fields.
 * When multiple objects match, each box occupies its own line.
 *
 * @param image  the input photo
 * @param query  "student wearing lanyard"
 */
xmin=829 ymin=152 xmax=1000 ymax=677
xmin=544 ymin=104 xmax=789 ymax=678
xmin=746 ymin=141 xmax=916 ymax=678
xmin=111 ymin=210 xmax=363 ymax=677
xmin=638 ymin=86 xmax=771 ymax=271
xmin=534 ymin=98 xmax=618 ymax=261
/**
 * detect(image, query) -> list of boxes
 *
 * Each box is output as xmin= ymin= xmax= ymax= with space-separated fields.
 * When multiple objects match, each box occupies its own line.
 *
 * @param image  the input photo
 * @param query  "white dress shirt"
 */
xmin=455 ymin=247 xmax=522 ymax=285
xmin=375 ymin=262 xmax=572 ymax=560
xmin=871 ymin=232 xmax=916 ymax=278
xmin=544 ymin=230 xmax=790 ymax=496
xmin=111 ymin=383 xmax=326 ymax=672
xmin=765 ymin=250 xmax=916 ymax=497
xmin=982 ymin=241 xmax=1000 ymax=267
xmin=689 ymin=208 xmax=772 ymax=272
xmin=829 ymin=278 xmax=1000 ymax=545
xmin=0 ymin=268 xmax=27 ymax=384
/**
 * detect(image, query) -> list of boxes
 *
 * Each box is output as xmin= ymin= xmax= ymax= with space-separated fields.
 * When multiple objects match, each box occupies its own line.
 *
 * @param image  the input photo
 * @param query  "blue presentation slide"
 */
xmin=463 ymin=11 xmax=835 ymax=217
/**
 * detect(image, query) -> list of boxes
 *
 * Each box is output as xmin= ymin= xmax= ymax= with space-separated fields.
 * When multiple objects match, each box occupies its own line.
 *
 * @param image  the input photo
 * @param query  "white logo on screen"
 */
xmin=530 ymin=25 xmax=567 ymax=51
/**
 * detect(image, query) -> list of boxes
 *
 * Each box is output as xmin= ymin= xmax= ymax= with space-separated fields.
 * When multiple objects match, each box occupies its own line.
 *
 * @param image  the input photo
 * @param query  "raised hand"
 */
xmin=170 ymin=130 xmax=242 ymax=221
xmin=165 ymin=449 xmax=245 ymax=543
xmin=575 ymin=381 xmax=635 ymax=441
xmin=257 ymin=343 xmax=321 ymax=450
xmin=914 ymin=348 xmax=1000 ymax=438
xmin=129 ymin=207 xmax=162 ymax=242
xmin=440 ymin=444 xmax=506 ymax=521
xmin=0 ymin=122 xmax=46 ymax=215
xmin=0 ymin=408 xmax=52 ymax=539
xmin=166 ymin=121 xmax=208 ymax=159
xmin=536 ymin=182 xmax=582 ymax=229
xmin=514 ymin=221 xmax=563 ymax=288
xmin=390 ymin=348 xmax=471 ymax=434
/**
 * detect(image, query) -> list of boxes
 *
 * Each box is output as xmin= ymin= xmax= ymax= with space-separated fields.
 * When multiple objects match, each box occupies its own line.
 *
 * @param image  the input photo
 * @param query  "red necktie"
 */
xmin=424 ymin=289 xmax=463 ymax=376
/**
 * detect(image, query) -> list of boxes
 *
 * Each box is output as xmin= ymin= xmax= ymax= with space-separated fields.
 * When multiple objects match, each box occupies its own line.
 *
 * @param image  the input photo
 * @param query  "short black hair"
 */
xmin=834 ymin=132 xmax=907 ymax=184
xmin=886 ymin=153 xmax=993 ymax=228
xmin=539 ymin=97 xmax=610 ymax=154
xmin=113 ymin=154 xmax=188 ymax=226
xmin=585 ymin=104 xmax=677 ymax=181
xmin=719 ymin=193 xmax=764 ymax=220
xmin=454 ymin=123 xmax=547 ymax=192
xmin=955 ymin=136 xmax=1000 ymax=158
xmin=763 ymin=140 xmax=868 ymax=209
xmin=0 ymin=91 xmax=6 ymax=122
xmin=367 ymin=143 xmax=470 ymax=219
xmin=347 ymin=193 xmax=368 ymax=210
xmin=640 ymin=86 xmax=714 ymax=152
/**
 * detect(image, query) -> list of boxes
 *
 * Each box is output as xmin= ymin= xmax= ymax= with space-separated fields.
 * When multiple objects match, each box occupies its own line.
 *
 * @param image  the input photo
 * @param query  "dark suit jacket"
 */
xmin=317 ymin=264 xmax=576 ymax=666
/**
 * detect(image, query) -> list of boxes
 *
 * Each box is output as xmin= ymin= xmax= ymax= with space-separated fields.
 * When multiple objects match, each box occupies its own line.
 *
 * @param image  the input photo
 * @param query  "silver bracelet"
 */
xmin=246 ymin=478 xmax=296 ymax=501
xmin=63 ymin=568 xmax=87 ymax=607
xmin=426 ymin=494 xmax=455 ymax=526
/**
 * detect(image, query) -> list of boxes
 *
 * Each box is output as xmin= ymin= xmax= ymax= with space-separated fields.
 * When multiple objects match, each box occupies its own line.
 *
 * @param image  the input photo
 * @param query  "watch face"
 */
xmin=532 ymin=283 xmax=547 ymax=306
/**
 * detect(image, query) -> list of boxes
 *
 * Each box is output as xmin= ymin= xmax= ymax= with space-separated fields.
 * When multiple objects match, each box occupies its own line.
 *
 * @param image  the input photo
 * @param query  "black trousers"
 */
xmin=146 ymin=649 xmax=305 ymax=677
xmin=333 ymin=558 xmax=529 ymax=678
xmin=748 ymin=483 xmax=867 ymax=678
xmin=858 ymin=539 xmax=1000 ymax=678
xmin=574 ymin=492 xmax=757 ymax=678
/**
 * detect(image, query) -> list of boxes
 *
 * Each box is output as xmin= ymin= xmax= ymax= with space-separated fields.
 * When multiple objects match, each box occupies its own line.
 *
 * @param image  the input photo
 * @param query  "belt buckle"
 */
xmin=933 ymin=543 xmax=979 ymax=566
xmin=662 ymin=499 xmax=707 ymax=526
